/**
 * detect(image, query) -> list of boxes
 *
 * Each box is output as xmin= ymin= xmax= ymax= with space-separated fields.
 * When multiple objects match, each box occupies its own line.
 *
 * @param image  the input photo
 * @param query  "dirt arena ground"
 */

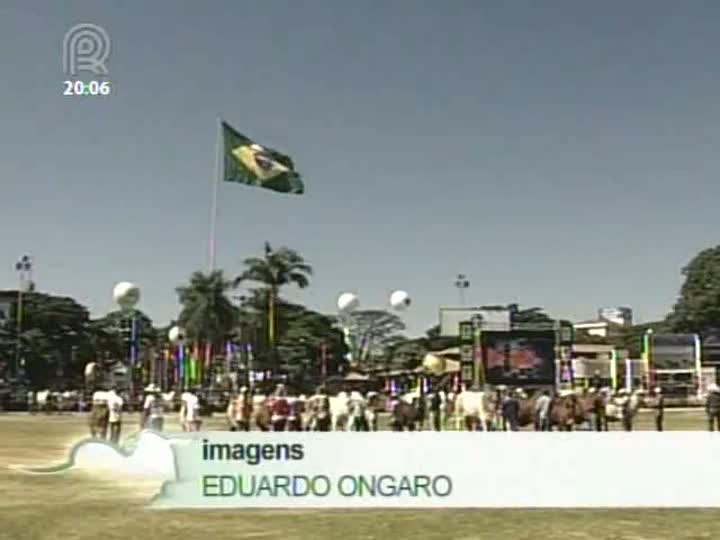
xmin=1 ymin=410 xmax=718 ymax=540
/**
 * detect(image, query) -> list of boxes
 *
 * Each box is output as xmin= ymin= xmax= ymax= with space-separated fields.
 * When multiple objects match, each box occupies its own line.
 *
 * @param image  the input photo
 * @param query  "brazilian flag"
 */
xmin=222 ymin=121 xmax=304 ymax=194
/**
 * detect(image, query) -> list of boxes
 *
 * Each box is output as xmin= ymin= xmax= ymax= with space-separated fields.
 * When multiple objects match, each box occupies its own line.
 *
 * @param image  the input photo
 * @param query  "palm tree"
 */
xmin=176 ymin=270 xmax=237 ymax=348
xmin=234 ymin=242 xmax=313 ymax=347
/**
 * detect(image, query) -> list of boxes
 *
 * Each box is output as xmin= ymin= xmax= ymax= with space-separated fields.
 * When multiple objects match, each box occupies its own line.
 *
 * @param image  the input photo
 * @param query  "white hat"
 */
xmin=588 ymin=387 xmax=596 ymax=393
xmin=654 ymin=387 xmax=662 ymax=393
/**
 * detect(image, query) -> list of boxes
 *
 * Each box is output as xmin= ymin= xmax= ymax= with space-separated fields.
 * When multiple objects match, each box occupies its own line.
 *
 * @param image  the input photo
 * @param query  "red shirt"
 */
xmin=271 ymin=397 xmax=290 ymax=417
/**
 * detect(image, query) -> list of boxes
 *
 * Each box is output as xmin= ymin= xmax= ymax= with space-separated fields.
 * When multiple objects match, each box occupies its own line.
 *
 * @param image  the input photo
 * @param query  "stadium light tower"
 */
xmin=454 ymin=274 xmax=470 ymax=306
xmin=14 ymin=255 xmax=33 ymax=379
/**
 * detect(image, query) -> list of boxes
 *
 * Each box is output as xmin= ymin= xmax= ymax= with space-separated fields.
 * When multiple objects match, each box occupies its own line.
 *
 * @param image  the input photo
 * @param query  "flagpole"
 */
xmin=209 ymin=116 xmax=222 ymax=272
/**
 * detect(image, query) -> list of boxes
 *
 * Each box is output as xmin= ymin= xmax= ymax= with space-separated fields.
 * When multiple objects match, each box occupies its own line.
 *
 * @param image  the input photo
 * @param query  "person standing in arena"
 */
xmin=270 ymin=384 xmax=290 ymax=431
xmin=495 ymin=386 xmax=507 ymax=430
xmin=89 ymin=386 xmax=109 ymax=439
xmin=142 ymin=384 xmax=165 ymax=431
xmin=430 ymin=390 xmax=443 ymax=431
xmin=313 ymin=385 xmax=332 ymax=431
xmin=180 ymin=387 xmax=202 ymax=432
xmin=227 ymin=386 xmax=252 ymax=431
xmin=503 ymin=390 xmax=520 ymax=431
xmin=534 ymin=390 xmax=551 ymax=431
xmin=27 ymin=390 xmax=35 ymax=414
xmin=594 ymin=388 xmax=609 ymax=431
xmin=653 ymin=387 xmax=665 ymax=431
xmin=706 ymin=384 xmax=720 ymax=431
xmin=107 ymin=386 xmax=124 ymax=444
xmin=619 ymin=389 xmax=634 ymax=431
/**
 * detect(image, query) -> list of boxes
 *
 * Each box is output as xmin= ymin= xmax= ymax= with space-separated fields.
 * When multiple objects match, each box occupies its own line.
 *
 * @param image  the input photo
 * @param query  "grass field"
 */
xmin=1 ymin=410 xmax=719 ymax=540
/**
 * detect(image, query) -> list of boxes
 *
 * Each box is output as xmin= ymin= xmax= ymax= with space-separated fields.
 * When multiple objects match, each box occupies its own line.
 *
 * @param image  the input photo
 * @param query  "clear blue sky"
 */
xmin=1 ymin=1 xmax=719 ymax=336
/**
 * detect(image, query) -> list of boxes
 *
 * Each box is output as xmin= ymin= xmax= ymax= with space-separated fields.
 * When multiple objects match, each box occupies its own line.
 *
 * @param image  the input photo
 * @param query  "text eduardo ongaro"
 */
xmin=200 ymin=439 xmax=453 ymax=498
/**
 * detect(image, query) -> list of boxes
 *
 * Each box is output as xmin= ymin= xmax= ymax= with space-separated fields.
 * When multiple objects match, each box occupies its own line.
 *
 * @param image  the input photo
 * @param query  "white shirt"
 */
xmin=91 ymin=391 xmax=108 ymax=403
xmin=143 ymin=394 xmax=164 ymax=418
xmin=107 ymin=392 xmax=124 ymax=422
xmin=181 ymin=392 xmax=200 ymax=422
xmin=535 ymin=395 xmax=551 ymax=419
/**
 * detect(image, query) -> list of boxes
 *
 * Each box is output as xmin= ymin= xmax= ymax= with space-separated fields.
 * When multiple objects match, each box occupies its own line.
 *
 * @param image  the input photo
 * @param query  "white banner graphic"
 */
xmin=148 ymin=432 xmax=720 ymax=508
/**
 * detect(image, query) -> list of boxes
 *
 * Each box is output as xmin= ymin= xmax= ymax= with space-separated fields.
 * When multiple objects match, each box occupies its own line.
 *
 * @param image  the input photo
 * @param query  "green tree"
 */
xmin=387 ymin=337 xmax=428 ymax=370
xmin=275 ymin=302 xmax=348 ymax=385
xmin=511 ymin=305 xmax=552 ymax=323
xmin=176 ymin=270 xmax=238 ymax=347
xmin=343 ymin=309 xmax=406 ymax=364
xmin=232 ymin=290 xmax=347 ymax=385
xmin=234 ymin=242 xmax=312 ymax=347
xmin=666 ymin=245 xmax=720 ymax=335
xmin=612 ymin=322 xmax=669 ymax=357
xmin=88 ymin=309 xmax=157 ymax=362
xmin=0 ymin=291 xmax=93 ymax=387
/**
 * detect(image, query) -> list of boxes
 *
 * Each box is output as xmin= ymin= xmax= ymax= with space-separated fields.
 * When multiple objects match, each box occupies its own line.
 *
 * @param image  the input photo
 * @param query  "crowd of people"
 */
xmin=19 ymin=379 xmax=720 ymax=439
xmin=85 ymin=384 xmax=204 ymax=443
xmin=78 ymin=382 xmax=664 ymax=436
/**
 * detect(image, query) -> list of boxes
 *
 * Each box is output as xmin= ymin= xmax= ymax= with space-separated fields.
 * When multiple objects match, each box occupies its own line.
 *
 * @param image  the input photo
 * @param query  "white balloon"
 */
xmin=389 ymin=290 xmax=411 ymax=311
xmin=168 ymin=326 xmax=185 ymax=344
xmin=113 ymin=282 xmax=140 ymax=310
xmin=337 ymin=292 xmax=359 ymax=313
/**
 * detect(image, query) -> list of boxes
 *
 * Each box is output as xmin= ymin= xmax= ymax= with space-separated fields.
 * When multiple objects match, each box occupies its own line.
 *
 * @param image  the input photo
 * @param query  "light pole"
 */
xmin=14 ymin=255 xmax=32 ymax=380
xmin=644 ymin=328 xmax=654 ymax=390
xmin=454 ymin=274 xmax=469 ymax=306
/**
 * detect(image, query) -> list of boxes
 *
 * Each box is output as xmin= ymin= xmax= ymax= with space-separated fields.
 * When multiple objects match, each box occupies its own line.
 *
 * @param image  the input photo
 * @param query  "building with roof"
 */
xmin=573 ymin=307 xmax=633 ymax=338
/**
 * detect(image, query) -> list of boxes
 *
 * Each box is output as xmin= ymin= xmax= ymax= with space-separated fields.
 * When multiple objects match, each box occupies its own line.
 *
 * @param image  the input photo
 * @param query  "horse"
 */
xmin=563 ymin=392 xmax=594 ymax=430
xmin=329 ymin=391 xmax=351 ymax=431
xmin=390 ymin=395 xmax=423 ymax=431
xmin=608 ymin=392 xmax=645 ymax=430
xmin=365 ymin=391 xmax=382 ymax=431
xmin=306 ymin=393 xmax=332 ymax=431
xmin=453 ymin=389 xmax=497 ymax=431
xmin=345 ymin=391 xmax=371 ymax=431
xmin=548 ymin=393 xmax=588 ymax=431
xmin=252 ymin=393 xmax=272 ymax=431
xmin=36 ymin=390 xmax=54 ymax=414
xmin=515 ymin=397 xmax=539 ymax=429
xmin=286 ymin=397 xmax=306 ymax=431
xmin=399 ymin=391 xmax=429 ymax=430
